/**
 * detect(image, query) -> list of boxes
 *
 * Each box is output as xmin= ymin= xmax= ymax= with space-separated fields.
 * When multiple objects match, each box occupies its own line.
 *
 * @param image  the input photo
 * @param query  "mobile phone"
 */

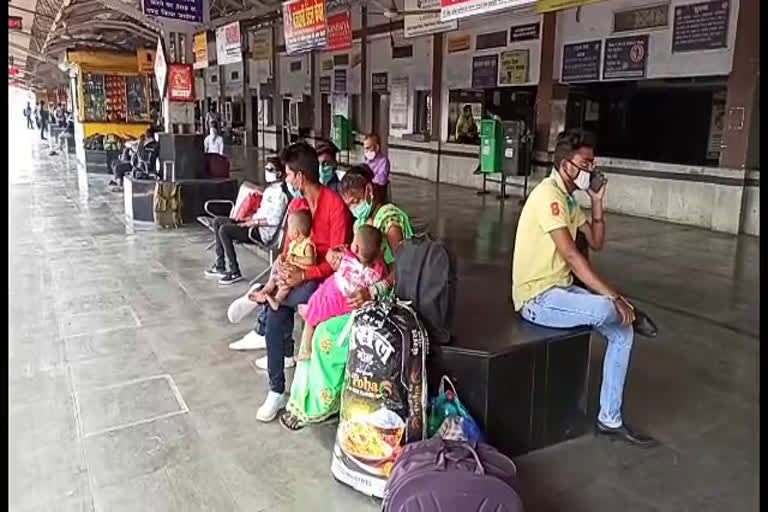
xmin=589 ymin=170 xmax=606 ymax=193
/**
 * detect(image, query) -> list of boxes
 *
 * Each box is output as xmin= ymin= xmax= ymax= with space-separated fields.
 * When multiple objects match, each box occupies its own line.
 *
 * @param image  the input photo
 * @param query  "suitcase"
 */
xmin=382 ymin=438 xmax=523 ymax=512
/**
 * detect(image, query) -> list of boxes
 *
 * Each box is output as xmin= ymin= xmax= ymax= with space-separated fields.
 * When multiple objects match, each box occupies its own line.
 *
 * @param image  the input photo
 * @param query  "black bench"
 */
xmin=428 ymin=248 xmax=593 ymax=459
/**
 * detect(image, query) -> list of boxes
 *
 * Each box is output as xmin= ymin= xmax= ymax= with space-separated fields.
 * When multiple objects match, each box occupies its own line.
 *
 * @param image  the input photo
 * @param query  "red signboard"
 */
xmin=282 ymin=0 xmax=327 ymax=54
xmin=167 ymin=64 xmax=195 ymax=102
xmin=9 ymin=16 xmax=23 ymax=30
xmin=326 ymin=11 xmax=352 ymax=51
xmin=9 ymin=67 xmax=19 ymax=76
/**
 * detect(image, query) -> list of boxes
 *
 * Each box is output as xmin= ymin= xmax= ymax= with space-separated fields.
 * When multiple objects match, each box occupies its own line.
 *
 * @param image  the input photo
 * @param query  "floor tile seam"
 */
xmin=81 ymin=409 xmax=189 ymax=439
xmin=66 ymin=358 xmax=98 ymax=512
xmin=72 ymin=373 xmax=182 ymax=395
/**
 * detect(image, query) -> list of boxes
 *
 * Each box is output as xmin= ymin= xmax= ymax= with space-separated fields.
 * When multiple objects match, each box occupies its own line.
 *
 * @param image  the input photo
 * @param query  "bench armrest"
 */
xmin=204 ymin=200 xmax=235 ymax=218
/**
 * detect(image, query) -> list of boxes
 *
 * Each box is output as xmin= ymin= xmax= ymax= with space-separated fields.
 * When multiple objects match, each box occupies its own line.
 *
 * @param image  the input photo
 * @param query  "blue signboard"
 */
xmin=144 ymin=0 xmax=203 ymax=23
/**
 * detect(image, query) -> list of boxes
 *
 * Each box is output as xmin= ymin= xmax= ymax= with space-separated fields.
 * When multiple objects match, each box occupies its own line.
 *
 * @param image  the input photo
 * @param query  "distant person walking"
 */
xmin=38 ymin=101 xmax=49 ymax=141
xmin=23 ymin=102 xmax=33 ymax=129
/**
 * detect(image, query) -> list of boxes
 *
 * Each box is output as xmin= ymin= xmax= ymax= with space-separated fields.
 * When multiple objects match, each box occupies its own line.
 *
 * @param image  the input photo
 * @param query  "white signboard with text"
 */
xmin=404 ymin=0 xmax=457 ymax=38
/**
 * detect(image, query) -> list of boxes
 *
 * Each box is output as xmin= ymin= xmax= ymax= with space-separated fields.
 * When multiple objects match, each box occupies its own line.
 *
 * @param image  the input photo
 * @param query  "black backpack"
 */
xmin=395 ymin=233 xmax=456 ymax=345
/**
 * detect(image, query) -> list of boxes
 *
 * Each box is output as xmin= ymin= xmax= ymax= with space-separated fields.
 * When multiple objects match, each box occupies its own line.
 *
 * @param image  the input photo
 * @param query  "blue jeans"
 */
xmin=261 ymin=279 xmax=319 ymax=394
xmin=519 ymin=285 xmax=633 ymax=428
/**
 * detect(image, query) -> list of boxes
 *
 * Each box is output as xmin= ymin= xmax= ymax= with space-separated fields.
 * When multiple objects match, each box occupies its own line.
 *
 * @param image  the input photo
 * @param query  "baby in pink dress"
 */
xmin=297 ymin=225 xmax=386 ymax=360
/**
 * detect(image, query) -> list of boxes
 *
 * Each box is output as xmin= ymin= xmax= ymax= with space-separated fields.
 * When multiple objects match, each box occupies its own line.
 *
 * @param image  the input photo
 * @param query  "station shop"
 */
xmin=164 ymin=0 xmax=759 ymax=235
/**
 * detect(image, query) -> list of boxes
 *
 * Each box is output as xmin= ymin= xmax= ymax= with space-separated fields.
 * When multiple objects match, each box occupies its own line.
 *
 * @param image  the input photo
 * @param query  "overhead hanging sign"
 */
xmin=471 ymin=54 xmax=498 ymax=88
xmin=499 ymin=49 xmax=529 ymax=85
xmin=535 ymin=0 xmax=607 ymax=13
xmin=143 ymin=0 xmax=203 ymax=23
xmin=672 ymin=0 xmax=730 ymax=53
xmin=193 ymin=32 xmax=208 ymax=69
xmin=216 ymin=21 xmax=243 ymax=65
xmin=249 ymin=28 xmax=272 ymax=60
xmin=283 ymin=0 xmax=328 ymax=55
xmin=404 ymin=0 xmax=457 ymax=38
xmin=137 ymin=49 xmax=156 ymax=74
xmin=168 ymin=64 xmax=195 ymax=102
xmin=154 ymin=38 xmax=168 ymax=98
xmin=326 ymin=11 xmax=352 ymax=51
xmin=440 ymin=0 xmax=534 ymax=22
xmin=561 ymin=40 xmax=601 ymax=83
xmin=603 ymin=35 xmax=648 ymax=80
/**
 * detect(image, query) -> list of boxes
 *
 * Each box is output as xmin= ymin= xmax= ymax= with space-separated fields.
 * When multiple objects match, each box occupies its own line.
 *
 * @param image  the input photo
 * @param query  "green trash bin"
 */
xmin=332 ymin=115 xmax=350 ymax=151
xmin=480 ymin=118 xmax=503 ymax=173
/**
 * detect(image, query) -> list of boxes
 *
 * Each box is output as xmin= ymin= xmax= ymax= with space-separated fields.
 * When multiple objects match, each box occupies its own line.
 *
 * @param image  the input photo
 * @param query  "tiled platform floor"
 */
xmin=9 ymin=128 xmax=758 ymax=511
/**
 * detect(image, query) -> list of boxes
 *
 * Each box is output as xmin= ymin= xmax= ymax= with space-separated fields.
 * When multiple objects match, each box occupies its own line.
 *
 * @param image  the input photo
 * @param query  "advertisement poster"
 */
xmin=216 ymin=21 xmax=243 ymax=65
xmin=499 ymin=49 xmax=529 ymax=85
xmin=404 ymin=0 xmax=456 ymax=38
xmin=561 ymin=40 xmax=601 ymax=83
xmin=168 ymin=64 xmax=195 ymax=102
xmin=471 ymin=54 xmax=498 ymax=89
xmin=193 ymin=33 xmax=208 ymax=69
xmin=440 ymin=0 xmax=532 ymax=22
xmin=334 ymin=69 xmax=347 ymax=93
xmin=250 ymin=28 xmax=272 ymax=60
xmin=283 ymin=0 xmax=328 ymax=54
xmin=143 ymin=0 xmax=203 ymax=22
xmin=536 ymin=0 xmax=608 ymax=13
xmin=154 ymin=38 xmax=168 ymax=98
xmin=672 ymin=0 xmax=729 ymax=53
xmin=603 ymin=35 xmax=648 ymax=80
xmin=707 ymin=102 xmax=725 ymax=160
xmin=137 ymin=49 xmax=156 ymax=74
xmin=390 ymin=77 xmax=409 ymax=130
xmin=447 ymin=33 xmax=471 ymax=53
xmin=326 ymin=11 xmax=352 ymax=50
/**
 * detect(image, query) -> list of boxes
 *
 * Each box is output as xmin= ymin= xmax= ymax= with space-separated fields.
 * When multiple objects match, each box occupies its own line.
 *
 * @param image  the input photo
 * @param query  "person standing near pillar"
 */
xmin=363 ymin=133 xmax=390 ymax=203
xmin=38 ymin=101 xmax=49 ymax=141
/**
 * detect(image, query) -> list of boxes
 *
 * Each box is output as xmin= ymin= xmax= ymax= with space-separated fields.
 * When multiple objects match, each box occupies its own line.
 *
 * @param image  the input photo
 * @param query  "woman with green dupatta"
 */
xmin=280 ymin=164 xmax=414 ymax=430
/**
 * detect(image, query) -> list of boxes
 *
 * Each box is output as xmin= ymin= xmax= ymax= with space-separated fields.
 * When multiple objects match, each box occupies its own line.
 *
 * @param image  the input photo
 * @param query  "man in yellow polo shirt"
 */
xmin=512 ymin=129 xmax=655 ymax=447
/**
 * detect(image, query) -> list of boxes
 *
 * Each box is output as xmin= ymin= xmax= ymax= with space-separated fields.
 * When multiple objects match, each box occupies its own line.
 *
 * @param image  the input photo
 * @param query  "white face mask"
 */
xmin=364 ymin=150 xmax=376 ymax=161
xmin=265 ymin=167 xmax=277 ymax=183
xmin=574 ymin=170 xmax=591 ymax=191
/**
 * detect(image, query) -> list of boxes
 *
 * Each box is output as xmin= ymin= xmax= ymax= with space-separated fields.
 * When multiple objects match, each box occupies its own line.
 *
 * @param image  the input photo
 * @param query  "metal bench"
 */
xmin=198 ymin=180 xmax=290 ymax=283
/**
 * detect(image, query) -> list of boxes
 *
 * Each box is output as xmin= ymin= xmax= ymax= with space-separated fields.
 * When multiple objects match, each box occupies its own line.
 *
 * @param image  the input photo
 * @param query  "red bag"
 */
xmin=233 ymin=192 xmax=262 ymax=222
xmin=206 ymin=154 xmax=231 ymax=178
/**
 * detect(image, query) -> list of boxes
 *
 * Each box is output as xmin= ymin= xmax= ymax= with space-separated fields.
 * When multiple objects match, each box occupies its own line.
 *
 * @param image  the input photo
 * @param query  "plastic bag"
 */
xmin=427 ymin=376 xmax=483 ymax=442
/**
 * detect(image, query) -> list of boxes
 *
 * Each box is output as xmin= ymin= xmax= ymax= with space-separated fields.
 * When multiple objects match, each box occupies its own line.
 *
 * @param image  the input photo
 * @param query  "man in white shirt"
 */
xmin=204 ymin=122 xmax=225 ymax=155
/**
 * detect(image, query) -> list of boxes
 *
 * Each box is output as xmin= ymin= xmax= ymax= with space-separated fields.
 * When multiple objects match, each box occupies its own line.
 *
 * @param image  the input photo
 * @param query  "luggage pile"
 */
xmin=330 ymin=234 xmax=525 ymax=510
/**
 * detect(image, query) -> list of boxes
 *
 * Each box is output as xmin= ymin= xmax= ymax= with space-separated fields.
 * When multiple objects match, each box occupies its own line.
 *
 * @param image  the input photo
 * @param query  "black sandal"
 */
xmin=279 ymin=411 xmax=305 ymax=431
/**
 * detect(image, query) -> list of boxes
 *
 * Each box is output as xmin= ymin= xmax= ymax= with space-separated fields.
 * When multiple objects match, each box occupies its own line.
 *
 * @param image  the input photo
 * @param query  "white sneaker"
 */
xmin=228 ymin=331 xmax=266 ymax=351
xmin=254 ymin=355 xmax=296 ymax=371
xmin=256 ymin=391 xmax=288 ymax=422
xmin=227 ymin=283 xmax=263 ymax=324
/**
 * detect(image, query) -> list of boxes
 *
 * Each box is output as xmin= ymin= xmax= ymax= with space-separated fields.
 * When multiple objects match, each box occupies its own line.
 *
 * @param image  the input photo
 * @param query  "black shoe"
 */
xmin=219 ymin=272 xmax=243 ymax=285
xmin=204 ymin=264 xmax=227 ymax=278
xmin=633 ymin=308 xmax=658 ymax=338
xmin=596 ymin=421 xmax=658 ymax=447
xmin=108 ymin=179 xmax=118 ymax=187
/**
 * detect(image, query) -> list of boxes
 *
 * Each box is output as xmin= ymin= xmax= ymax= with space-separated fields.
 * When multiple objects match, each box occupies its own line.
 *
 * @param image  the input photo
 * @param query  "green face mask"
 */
xmin=319 ymin=162 xmax=334 ymax=185
xmin=351 ymin=196 xmax=373 ymax=221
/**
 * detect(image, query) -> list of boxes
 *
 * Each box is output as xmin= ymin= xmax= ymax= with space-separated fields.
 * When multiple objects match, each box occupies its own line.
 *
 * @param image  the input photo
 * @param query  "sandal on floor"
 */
xmin=279 ymin=411 xmax=305 ymax=431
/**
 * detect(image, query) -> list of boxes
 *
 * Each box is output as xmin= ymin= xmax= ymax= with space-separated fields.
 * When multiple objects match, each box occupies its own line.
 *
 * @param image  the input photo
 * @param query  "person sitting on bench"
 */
xmin=315 ymin=140 xmax=341 ymax=194
xmin=205 ymin=156 xmax=290 ymax=285
xmin=511 ymin=128 xmax=656 ymax=447
xmin=109 ymin=128 xmax=157 ymax=192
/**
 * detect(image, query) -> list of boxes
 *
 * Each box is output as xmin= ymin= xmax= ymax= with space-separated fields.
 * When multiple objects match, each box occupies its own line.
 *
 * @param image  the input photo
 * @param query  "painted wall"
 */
xmin=741 ymin=171 xmax=759 ymax=236
xmin=553 ymin=0 xmax=740 ymax=80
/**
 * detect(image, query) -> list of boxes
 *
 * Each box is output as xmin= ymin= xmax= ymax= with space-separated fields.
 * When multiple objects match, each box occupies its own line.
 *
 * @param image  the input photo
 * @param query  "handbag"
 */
xmin=427 ymin=376 xmax=483 ymax=442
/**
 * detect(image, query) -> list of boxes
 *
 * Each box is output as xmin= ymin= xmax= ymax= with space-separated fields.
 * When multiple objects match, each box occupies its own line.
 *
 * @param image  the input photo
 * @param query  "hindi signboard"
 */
xmin=168 ymin=64 xmax=195 ymax=102
xmin=193 ymin=33 xmax=208 ymax=69
xmin=510 ymin=22 xmax=540 ymax=42
xmin=283 ymin=0 xmax=328 ymax=55
xmin=561 ymin=40 xmax=601 ymax=83
xmin=471 ymin=54 xmax=498 ymax=89
xmin=9 ymin=16 xmax=22 ymax=30
xmin=326 ymin=11 xmax=352 ymax=51
xmin=390 ymin=77 xmax=409 ymax=130
xmin=250 ymin=29 xmax=272 ymax=60
xmin=319 ymin=76 xmax=332 ymax=93
xmin=440 ymin=0 xmax=533 ymax=22
xmin=447 ymin=33 xmax=471 ymax=53
xmin=216 ymin=22 xmax=243 ymax=65
xmin=334 ymin=69 xmax=347 ymax=93
xmin=137 ymin=49 xmax=156 ymax=74
xmin=672 ymin=0 xmax=730 ymax=53
xmin=143 ymin=0 xmax=203 ymax=23
xmin=499 ymin=49 xmax=529 ymax=85
xmin=372 ymin=72 xmax=388 ymax=93
xmin=603 ymin=35 xmax=648 ymax=80
xmin=404 ymin=0 xmax=457 ymax=38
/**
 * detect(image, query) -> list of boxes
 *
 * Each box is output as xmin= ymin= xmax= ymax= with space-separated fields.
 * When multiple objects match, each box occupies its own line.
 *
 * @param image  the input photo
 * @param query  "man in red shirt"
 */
xmin=249 ymin=142 xmax=352 ymax=422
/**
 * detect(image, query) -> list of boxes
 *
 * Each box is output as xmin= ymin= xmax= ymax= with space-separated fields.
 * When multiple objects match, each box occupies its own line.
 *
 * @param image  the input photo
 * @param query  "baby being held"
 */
xmin=296 ymin=225 xmax=386 ymax=361
xmin=256 ymin=209 xmax=316 ymax=311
